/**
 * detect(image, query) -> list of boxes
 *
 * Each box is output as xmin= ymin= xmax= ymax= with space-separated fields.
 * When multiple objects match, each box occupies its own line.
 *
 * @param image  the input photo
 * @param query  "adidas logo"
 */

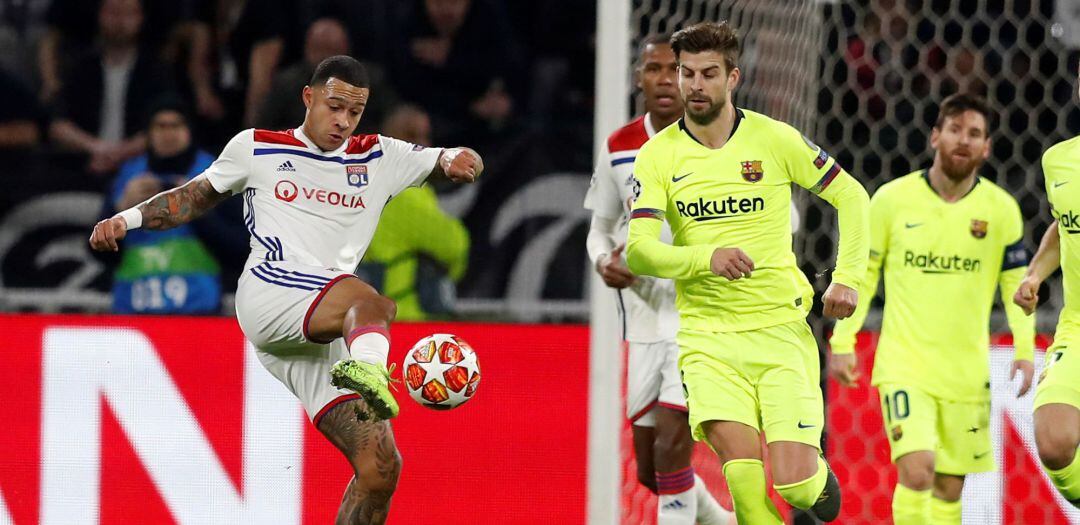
xmin=277 ymin=160 xmax=296 ymax=172
xmin=661 ymin=499 xmax=686 ymax=510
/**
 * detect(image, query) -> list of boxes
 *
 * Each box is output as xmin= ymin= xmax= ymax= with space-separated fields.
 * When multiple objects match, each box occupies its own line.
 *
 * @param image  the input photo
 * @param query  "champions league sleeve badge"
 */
xmin=346 ymin=165 xmax=369 ymax=188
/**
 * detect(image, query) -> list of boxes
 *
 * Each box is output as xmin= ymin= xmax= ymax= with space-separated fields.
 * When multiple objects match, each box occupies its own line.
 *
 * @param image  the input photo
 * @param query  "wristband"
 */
xmin=117 ymin=208 xmax=143 ymax=230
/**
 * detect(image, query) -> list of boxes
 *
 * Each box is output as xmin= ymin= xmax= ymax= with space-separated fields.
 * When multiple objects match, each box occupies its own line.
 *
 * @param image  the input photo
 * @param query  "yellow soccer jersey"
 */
xmin=1045 ymin=136 xmax=1080 ymax=338
xmin=626 ymin=108 xmax=870 ymax=333
xmin=830 ymin=171 xmax=1035 ymax=402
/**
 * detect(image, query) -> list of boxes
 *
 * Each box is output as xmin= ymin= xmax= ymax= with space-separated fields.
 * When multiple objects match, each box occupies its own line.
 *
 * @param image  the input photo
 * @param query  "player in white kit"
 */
xmin=585 ymin=35 xmax=730 ymax=525
xmin=89 ymin=56 xmax=482 ymax=524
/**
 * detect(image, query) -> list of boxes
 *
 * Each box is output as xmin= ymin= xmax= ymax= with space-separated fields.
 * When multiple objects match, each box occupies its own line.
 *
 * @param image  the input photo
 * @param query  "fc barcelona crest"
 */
xmin=970 ymin=219 xmax=988 ymax=239
xmin=891 ymin=425 xmax=903 ymax=441
xmin=741 ymin=160 xmax=764 ymax=183
xmin=346 ymin=165 xmax=369 ymax=188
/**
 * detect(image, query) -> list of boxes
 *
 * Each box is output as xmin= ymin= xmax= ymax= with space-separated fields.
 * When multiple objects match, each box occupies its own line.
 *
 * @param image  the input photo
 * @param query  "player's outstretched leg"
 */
xmin=929 ymin=474 xmax=964 ymax=524
xmin=318 ymin=399 xmax=402 ymax=525
xmin=309 ymin=278 xmax=400 ymax=420
xmin=891 ymin=451 xmax=934 ymax=524
xmin=1035 ymin=403 xmax=1080 ymax=508
xmin=769 ymin=441 xmax=841 ymax=522
xmin=704 ymin=421 xmax=783 ymax=525
xmin=652 ymin=407 xmax=730 ymax=525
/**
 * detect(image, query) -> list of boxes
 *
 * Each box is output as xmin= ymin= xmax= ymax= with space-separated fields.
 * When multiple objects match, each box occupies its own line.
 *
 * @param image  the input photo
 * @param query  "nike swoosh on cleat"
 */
xmin=672 ymin=172 xmax=693 ymax=182
xmin=797 ymin=421 xmax=815 ymax=429
xmin=905 ymin=222 xmax=922 ymax=229
xmin=973 ymin=451 xmax=991 ymax=459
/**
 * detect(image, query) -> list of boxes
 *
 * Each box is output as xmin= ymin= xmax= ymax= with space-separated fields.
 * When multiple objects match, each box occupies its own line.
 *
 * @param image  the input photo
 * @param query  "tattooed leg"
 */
xmin=318 ymin=398 xmax=402 ymax=525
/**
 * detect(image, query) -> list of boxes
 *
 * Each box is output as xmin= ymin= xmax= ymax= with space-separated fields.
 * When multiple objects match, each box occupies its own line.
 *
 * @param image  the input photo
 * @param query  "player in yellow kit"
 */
xmin=626 ymin=22 xmax=870 ymax=524
xmin=1013 ymin=68 xmax=1080 ymax=509
xmin=829 ymin=94 xmax=1036 ymax=525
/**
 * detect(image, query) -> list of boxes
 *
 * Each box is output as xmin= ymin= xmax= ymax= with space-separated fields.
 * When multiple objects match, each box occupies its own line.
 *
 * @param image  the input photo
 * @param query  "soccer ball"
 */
xmin=403 ymin=334 xmax=481 ymax=410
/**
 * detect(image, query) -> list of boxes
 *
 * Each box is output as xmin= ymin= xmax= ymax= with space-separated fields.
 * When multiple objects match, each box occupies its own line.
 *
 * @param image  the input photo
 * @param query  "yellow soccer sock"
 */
xmin=930 ymin=497 xmax=961 ymax=524
xmin=722 ymin=459 xmax=784 ymax=525
xmin=773 ymin=456 xmax=829 ymax=509
xmin=892 ymin=483 xmax=931 ymax=525
xmin=1045 ymin=447 xmax=1080 ymax=506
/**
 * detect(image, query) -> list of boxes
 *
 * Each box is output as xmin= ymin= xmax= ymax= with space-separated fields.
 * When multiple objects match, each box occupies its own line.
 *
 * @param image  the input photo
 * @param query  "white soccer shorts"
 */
xmin=626 ymin=339 xmax=688 ymax=427
xmin=235 ymin=260 xmax=360 ymax=426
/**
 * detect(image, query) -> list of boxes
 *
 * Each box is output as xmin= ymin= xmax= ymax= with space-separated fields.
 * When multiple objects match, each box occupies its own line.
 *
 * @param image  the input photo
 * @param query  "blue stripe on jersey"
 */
xmin=261 ymin=263 xmax=334 ymax=284
xmin=1002 ymin=239 xmax=1030 ymax=270
xmin=249 ymin=266 xmax=323 ymax=291
xmin=611 ymin=156 xmax=635 ymax=166
xmin=253 ymin=148 xmax=384 ymax=165
xmin=244 ymin=189 xmax=277 ymax=257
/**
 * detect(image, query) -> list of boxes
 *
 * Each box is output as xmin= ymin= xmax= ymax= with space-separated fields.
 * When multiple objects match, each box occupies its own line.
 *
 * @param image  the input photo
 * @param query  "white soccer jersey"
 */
xmin=584 ymin=114 xmax=679 ymax=343
xmin=204 ymin=127 xmax=443 ymax=273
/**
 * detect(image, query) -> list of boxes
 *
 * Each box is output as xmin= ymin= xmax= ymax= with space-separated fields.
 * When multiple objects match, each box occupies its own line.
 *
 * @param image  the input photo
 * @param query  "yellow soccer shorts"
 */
xmin=677 ymin=319 xmax=823 ymax=448
xmin=1034 ymin=333 xmax=1080 ymax=412
xmin=877 ymin=383 xmax=994 ymax=475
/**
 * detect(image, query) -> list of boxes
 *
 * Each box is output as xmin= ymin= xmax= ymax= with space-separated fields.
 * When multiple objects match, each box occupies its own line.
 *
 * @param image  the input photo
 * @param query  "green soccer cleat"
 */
xmin=330 ymin=360 xmax=400 ymax=421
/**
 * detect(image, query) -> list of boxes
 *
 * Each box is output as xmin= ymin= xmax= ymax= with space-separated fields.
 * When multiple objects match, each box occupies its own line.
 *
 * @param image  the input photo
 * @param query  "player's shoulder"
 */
xmin=252 ymin=128 xmax=302 ymax=148
xmin=973 ymin=176 xmax=1021 ymax=211
xmin=872 ymin=171 xmax=925 ymax=202
xmin=1043 ymin=135 xmax=1080 ymax=168
xmin=345 ymin=134 xmax=381 ymax=155
xmin=606 ymin=115 xmax=650 ymax=153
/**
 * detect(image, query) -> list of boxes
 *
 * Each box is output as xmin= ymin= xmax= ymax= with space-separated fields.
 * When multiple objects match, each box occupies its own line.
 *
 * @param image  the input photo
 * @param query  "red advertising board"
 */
xmin=0 ymin=315 xmax=588 ymax=525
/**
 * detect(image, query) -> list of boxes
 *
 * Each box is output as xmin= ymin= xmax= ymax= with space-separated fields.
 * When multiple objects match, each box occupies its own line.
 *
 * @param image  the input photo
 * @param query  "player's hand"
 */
xmin=1010 ymin=359 xmax=1035 ymax=397
xmin=829 ymin=352 xmax=860 ymax=387
xmin=823 ymin=282 xmax=858 ymax=319
xmin=1013 ymin=276 xmax=1040 ymax=316
xmin=596 ymin=244 xmax=636 ymax=289
xmin=710 ymin=247 xmax=754 ymax=281
xmin=88 ymin=216 xmax=128 ymax=252
xmin=440 ymin=147 xmax=483 ymax=183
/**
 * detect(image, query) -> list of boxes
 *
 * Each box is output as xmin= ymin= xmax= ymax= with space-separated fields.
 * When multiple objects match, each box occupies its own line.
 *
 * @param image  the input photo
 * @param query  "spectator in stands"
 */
xmin=219 ymin=0 xmax=304 ymax=128
xmin=360 ymin=105 xmax=470 ymax=320
xmin=257 ymin=17 xmax=399 ymax=134
xmin=0 ymin=0 xmax=49 ymax=84
xmin=389 ymin=0 xmax=524 ymax=143
xmin=49 ymin=0 xmax=173 ymax=176
xmin=0 ymin=67 xmax=44 ymax=149
xmin=107 ymin=98 xmax=221 ymax=314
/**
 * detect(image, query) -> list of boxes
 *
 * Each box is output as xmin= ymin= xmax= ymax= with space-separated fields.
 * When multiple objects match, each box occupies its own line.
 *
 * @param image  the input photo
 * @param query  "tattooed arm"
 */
xmin=89 ymin=174 xmax=231 ymax=252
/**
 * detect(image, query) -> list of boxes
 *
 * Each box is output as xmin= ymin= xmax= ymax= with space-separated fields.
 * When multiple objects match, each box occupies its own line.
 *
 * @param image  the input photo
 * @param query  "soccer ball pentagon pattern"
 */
xmin=403 ymin=334 xmax=481 ymax=410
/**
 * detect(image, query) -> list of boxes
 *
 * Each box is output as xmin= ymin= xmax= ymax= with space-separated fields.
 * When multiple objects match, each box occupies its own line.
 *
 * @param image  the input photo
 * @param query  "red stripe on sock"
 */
xmin=346 ymin=325 xmax=390 ymax=347
xmin=656 ymin=467 xmax=696 ymax=494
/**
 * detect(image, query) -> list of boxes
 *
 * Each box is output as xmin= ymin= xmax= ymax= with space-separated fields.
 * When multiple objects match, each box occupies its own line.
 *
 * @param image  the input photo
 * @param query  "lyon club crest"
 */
xmin=346 ymin=165 xmax=369 ymax=188
xmin=741 ymin=160 xmax=764 ymax=183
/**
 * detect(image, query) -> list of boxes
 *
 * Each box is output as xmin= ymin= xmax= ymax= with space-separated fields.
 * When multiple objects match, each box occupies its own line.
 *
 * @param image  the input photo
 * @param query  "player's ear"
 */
xmin=302 ymin=86 xmax=313 ymax=109
xmin=728 ymin=66 xmax=741 ymax=91
xmin=929 ymin=127 xmax=940 ymax=149
xmin=982 ymin=137 xmax=992 ymax=159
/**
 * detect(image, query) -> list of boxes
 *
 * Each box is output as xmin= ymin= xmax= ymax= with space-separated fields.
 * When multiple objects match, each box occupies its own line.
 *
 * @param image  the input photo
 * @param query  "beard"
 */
xmin=683 ymin=92 xmax=725 ymax=126
xmin=938 ymin=149 xmax=984 ymax=181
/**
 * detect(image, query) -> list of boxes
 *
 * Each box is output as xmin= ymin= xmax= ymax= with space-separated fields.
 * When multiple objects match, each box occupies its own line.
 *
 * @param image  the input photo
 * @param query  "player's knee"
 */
xmin=771 ymin=458 xmax=818 ymax=487
xmin=654 ymin=428 xmax=693 ymax=465
xmin=1036 ymin=427 xmax=1078 ymax=470
xmin=896 ymin=458 xmax=935 ymax=491
xmin=352 ymin=448 xmax=403 ymax=493
xmin=348 ymin=292 xmax=397 ymax=324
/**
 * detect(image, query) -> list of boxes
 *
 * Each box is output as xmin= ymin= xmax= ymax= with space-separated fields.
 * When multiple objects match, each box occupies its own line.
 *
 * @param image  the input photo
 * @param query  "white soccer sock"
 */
xmin=346 ymin=326 xmax=390 ymax=366
xmin=693 ymin=474 xmax=733 ymax=525
xmin=657 ymin=468 xmax=698 ymax=525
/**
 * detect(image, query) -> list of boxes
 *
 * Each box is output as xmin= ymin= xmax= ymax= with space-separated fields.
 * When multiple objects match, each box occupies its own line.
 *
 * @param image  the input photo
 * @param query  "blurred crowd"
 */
xmin=0 ymin=0 xmax=595 ymax=317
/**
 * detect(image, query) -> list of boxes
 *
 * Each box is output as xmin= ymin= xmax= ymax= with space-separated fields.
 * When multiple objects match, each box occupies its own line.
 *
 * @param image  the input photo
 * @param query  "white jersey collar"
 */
xmin=294 ymin=126 xmax=349 ymax=156
xmin=644 ymin=112 xmax=658 ymax=138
